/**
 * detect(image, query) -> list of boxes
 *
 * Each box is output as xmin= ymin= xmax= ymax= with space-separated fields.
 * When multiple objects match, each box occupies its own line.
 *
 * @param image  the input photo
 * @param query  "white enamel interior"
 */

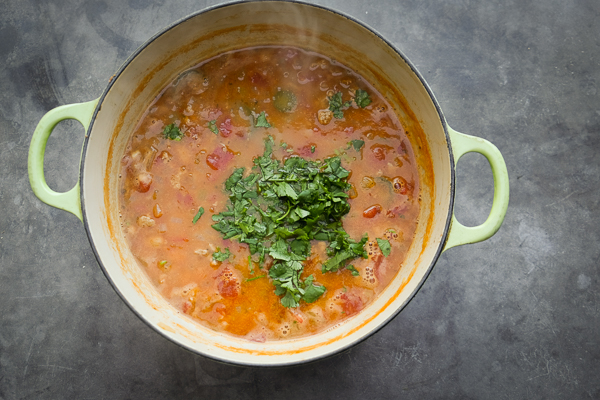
xmin=81 ymin=1 xmax=453 ymax=366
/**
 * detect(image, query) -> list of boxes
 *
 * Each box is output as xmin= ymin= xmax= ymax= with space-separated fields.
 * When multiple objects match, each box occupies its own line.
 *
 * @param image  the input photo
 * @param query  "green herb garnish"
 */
xmin=211 ymin=136 xmax=368 ymax=307
xmin=255 ymin=111 xmax=271 ymax=128
xmin=354 ymin=89 xmax=372 ymax=108
xmin=208 ymin=120 xmax=219 ymax=135
xmin=192 ymin=207 xmax=205 ymax=224
xmin=328 ymin=92 xmax=352 ymax=119
xmin=376 ymin=238 xmax=391 ymax=257
xmin=212 ymin=248 xmax=232 ymax=262
xmin=346 ymin=264 xmax=360 ymax=276
xmin=302 ymin=274 xmax=327 ymax=303
xmin=328 ymin=90 xmax=372 ymax=119
xmin=246 ymin=275 xmax=266 ymax=282
xmin=348 ymin=139 xmax=365 ymax=152
xmin=162 ymin=123 xmax=183 ymax=141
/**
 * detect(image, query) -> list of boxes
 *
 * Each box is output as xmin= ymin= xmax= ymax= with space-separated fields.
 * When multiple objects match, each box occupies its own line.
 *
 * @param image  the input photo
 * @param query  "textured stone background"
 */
xmin=1 ymin=0 xmax=599 ymax=398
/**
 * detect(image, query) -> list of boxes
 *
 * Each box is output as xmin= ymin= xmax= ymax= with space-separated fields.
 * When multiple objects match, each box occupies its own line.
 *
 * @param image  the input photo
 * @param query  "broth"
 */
xmin=119 ymin=46 xmax=420 ymax=341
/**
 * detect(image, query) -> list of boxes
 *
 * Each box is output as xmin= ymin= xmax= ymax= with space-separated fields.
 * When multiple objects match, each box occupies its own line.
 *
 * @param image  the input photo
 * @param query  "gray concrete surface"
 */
xmin=1 ymin=0 xmax=599 ymax=398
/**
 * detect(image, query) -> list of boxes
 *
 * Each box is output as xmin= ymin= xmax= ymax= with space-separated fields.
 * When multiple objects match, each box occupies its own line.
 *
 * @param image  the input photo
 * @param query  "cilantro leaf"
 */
xmin=162 ymin=123 xmax=183 ymax=141
xmin=192 ymin=207 xmax=204 ymax=223
xmin=269 ymin=239 xmax=293 ymax=261
xmin=208 ymin=120 xmax=219 ymax=135
xmin=255 ymin=111 xmax=271 ymax=128
xmin=376 ymin=238 xmax=392 ymax=257
xmin=322 ymin=250 xmax=354 ymax=273
xmin=212 ymin=248 xmax=232 ymax=262
xmin=281 ymin=291 xmax=300 ymax=308
xmin=346 ymin=264 xmax=360 ymax=276
xmin=303 ymin=275 xmax=326 ymax=303
xmin=354 ymin=89 xmax=372 ymax=108
xmin=349 ymin=139 xmax=365 ymax=152
xmin=328 ymin=92 xmax=352 ymax=119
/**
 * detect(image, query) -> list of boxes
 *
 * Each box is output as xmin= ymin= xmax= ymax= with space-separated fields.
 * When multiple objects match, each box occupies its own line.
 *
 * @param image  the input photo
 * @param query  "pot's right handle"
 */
xmin=442 ymin=126 xmax=509 ymax=252
xmin=28 ymin=99 xmax=99 ymax=222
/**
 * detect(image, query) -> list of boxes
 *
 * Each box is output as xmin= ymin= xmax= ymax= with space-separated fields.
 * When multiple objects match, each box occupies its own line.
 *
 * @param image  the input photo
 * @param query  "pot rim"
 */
xmin=79 ymin=0 xmax=455 ymax=366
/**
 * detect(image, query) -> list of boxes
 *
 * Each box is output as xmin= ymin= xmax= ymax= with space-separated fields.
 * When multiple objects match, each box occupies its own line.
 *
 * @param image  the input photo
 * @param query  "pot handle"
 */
xmin=28 ymin=99 xmax=99 ymax=222
xmin=442 ymin=126 xmax=509 ymax=252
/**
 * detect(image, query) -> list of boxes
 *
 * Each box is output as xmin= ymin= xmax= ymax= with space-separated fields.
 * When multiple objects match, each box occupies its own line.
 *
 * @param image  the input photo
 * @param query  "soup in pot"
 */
xmin=119 ymin=46 xmax=420 ymax=341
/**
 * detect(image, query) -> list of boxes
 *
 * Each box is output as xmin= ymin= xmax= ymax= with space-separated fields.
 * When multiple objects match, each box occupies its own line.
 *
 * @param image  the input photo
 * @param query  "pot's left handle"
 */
xmin=28 ymin=99 xmax=99 ymax=222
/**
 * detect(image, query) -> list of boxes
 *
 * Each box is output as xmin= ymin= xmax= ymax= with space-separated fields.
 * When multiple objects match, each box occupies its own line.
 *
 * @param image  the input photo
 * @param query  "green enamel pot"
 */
xmin=28 ymin=1 xmax=509 ymax=366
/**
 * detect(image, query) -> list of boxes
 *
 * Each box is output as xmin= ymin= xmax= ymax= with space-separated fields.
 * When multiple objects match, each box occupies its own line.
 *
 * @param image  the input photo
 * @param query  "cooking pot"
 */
xmin=28 ymin=1 xmax=509 ymax=366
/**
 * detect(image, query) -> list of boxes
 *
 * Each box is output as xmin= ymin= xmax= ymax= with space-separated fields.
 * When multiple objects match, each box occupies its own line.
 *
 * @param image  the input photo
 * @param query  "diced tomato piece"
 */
xmin=296 ymin=144 xmax=316 ymax=157
xmin=248 ymin=332 xmax=267 ymax=343
xmin=219 ymin=118 xmax=233 ymax=137
xmin=216 ymin=267 xmax=240 ymax=298
xmin=250 ymin=72 xmax=268 ymax=86
xmin=363 ymin=204 xmax=382 ymax=218
xmin=176 ymin=191 xmax=194 ymax=206
xmin=371 ymin=254 xmax=385 ymax=280
xmin=218 ymin=280 xmax=239 ymax=298
xmin=387 ymin=202 xmax=410 ymax=218
xmin=206 ymin=146 xmax=235 ymax=170
xmin=341 ymin=292 xmax=363 ymax=316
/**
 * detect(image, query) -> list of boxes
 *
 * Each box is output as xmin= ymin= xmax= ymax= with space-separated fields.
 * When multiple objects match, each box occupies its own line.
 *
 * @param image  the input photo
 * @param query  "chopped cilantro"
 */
xmin=376 ymin=238 xmax=391 ymax=257
xmin=311 ymin=145 xmax=316 ymax=153
xmin=248 ymin=255 xmax=254 ymax=274
xmin=327 ymin=90 xmax=372 ymax=119
xmin=192 ymin=207 xmax=204 ymax=224
xmin=328 ymin=92 xmax=352 ymax=119
xmin=255 ymin=111 xmax=271 ymax=128
xmin=208 ymin=120 xmax=219 ymax=135
xmin=354 ymin=89 xmax=372 ymax=108
xmin=346 ymin=264 xmax=360 ymax=276
xmin=246 ymin=275 xmax=266 ymax=282
xmin=302 ymin=275 xmax=326 ymax=303
xmin=162 ymin=123 xmax=183 ymax=141
xmin=212 ymin=248 xmax=232 ymax=262
xmin=210 ymin=136 xmax=368 ymax=307
xmin=348 ymin=139 xmax=365 ymax=152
